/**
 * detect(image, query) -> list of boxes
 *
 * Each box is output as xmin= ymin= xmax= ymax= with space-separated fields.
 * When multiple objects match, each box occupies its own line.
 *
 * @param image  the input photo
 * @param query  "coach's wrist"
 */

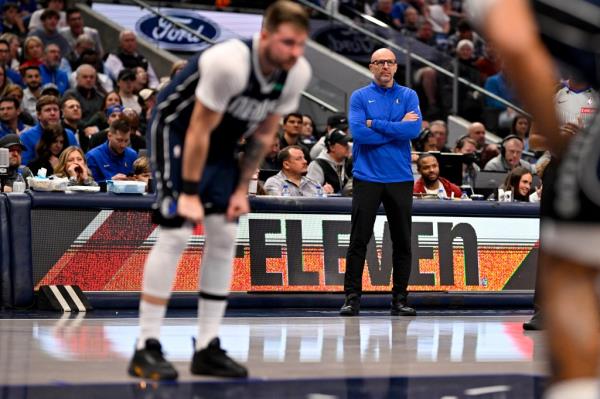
xmin=181 ymin=180 xmax=200 ymax=195
xmin=366 ymin=119 xmax=372 ymax=128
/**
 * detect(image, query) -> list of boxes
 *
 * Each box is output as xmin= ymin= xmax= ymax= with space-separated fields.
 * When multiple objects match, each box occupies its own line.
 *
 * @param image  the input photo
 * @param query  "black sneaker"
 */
xmin=391 ymin=297 xmax=416 ymax=316
xmin=128 ymin=339 xmax=178 ymax=380
xmin=523 ymin=310 xmax=543 ymax=331
xmin=191 ymin=338 xmax=248 ymax=378
xmin=339 ymin=295 xmax=360 ymax=316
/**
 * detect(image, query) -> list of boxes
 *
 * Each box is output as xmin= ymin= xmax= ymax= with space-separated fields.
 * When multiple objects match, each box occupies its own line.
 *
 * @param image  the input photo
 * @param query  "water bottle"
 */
xmin=315 ymin=184 xmax=327 ymax=198
xmin=12 ymin=169 xmax=26 ymax=193
xmin=437 ymin=186 xmax=445 ymax=200
xmin=281 ymin=182 xmax=290 ymax=197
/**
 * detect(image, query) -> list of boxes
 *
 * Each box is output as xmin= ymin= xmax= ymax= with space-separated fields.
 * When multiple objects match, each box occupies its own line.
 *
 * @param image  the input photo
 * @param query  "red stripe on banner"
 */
xmin=46 ymin=211 xmax=157 ymax=290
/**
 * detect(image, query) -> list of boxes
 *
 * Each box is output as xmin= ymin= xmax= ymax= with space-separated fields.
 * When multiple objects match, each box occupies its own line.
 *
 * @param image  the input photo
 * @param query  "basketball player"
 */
xmin=128 ymin=1 xmax=311 ymax=380
xmin=465 ymin=0 xmax=599 ymax=397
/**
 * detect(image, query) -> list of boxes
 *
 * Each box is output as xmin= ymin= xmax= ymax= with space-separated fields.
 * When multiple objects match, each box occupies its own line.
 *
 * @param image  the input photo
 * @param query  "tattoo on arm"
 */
xmin=239 ymin=138 xmax=266 ymax=186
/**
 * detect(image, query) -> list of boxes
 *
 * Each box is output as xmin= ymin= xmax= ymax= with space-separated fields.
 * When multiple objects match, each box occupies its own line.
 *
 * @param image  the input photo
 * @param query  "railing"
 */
xmin=297 ymin=0 xmax=532 ymax=118
xmin=128 ymin=0 xmax=341 ymax=114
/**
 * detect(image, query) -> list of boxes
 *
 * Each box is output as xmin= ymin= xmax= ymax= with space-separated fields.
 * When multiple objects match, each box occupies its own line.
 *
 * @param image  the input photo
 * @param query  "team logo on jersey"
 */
xmin=135 ymin=10 xmax=220 ymax=52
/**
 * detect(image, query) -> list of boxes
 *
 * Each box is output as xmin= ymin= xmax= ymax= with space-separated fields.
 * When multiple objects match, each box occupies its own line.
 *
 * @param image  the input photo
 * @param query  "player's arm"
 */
xmin=468 ymin=0 xmax=562 ymax=154
xmin=177 ymin=100 xmax=224 ymax=224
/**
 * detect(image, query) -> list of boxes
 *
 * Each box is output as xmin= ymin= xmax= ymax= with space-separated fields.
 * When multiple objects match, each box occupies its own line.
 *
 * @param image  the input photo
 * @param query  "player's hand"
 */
xmin=178 ymin=193 xmax=204 ymax=224
xmin=323 ymin=183 xmax=334 ymax=194
xmin=402 ymin=111 xmax=419 ymax=122
xmin=226 ymin=189 xmax=250 ymax=222
xmin=559 ymin=123 xmax=580 ymax=136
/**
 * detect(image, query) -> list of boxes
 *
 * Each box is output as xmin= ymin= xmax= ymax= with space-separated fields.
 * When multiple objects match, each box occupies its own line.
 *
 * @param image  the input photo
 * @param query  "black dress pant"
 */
xmin=344 ymin=178 xmax=413 ymax=299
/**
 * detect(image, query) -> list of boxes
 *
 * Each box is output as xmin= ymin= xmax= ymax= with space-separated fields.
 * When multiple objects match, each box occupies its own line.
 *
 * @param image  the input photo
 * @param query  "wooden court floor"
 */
xmin=0 ymin=310 xmax=547 ymax=398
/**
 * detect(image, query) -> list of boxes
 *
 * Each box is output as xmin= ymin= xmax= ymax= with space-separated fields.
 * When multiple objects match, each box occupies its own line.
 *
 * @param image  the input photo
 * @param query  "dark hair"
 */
xmin=456 ymin=19 xmax=472 ymax=32
xmin=35 ymin=123 xmax=67 ymax=160
xmin=283 ymin=112 xmax=302 ymax=124
xmin=455 ymin=135 xmax=477 ymax=151
xmin=0 ymin=96 xmax=19 ymax=109
xmin=277 ymin=144 xmax=303 ymax=164
xmin=101 ymin=91 xmax=122 ymax=110
xmin=20 ymin=64 xmax=40 ymax=77
xmin=510 ymin=114 xmax=531 ymax=138
xmin=413 ymin=128 xmax=435 ymax=152
xmin=263 ymin=1 xmax=309 ymax=33
xmin=65 ymin=8 xmax=80 ymax=18
xmin=36 ymin=95 xmax=60 ymax=113
xmin=2 ymin=3 xmax=19 ymax=12
xmin=416 ymin=152 xmax=437 ymax=169
xmin=109 ymin=118 xmax=131 ymax=134
xmin=501 ymin=166 xmax=532 ymax=202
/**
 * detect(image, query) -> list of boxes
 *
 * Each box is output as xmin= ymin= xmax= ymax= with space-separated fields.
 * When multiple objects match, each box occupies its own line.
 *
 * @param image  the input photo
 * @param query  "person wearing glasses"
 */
xmin=339 ymin=48 xmax=422 ymax=317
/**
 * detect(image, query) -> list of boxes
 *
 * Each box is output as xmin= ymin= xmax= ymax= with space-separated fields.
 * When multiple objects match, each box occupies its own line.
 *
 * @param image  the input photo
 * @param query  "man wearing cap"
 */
xmin=340 ymin=48 xmax=421 ymax=317
xmin=306 ymin=129 xmax=352 ymax=195
xmin=138 ymin=88 xmax=156 ymax=122
xmin=20 ymin=95 xmax=78 ymax=164
xmin=64 ymin=64 xmax=104 ymax=125
xmin=39 ymin=43 xmax=70 ymax=95
xmin=0 ymin=134 xmax=33 ymax=192
xmin=116 ymin=69 xmax=142 ymax=116
xmin=309 ymin=113 xmax=348 ymax=160
xmin=28 ymin=8 xmax=72 ymax=58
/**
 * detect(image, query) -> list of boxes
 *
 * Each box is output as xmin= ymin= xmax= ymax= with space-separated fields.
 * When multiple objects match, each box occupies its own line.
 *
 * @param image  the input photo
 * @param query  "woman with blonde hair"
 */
xmin=52 ymin=146 xmax=97 ymax=186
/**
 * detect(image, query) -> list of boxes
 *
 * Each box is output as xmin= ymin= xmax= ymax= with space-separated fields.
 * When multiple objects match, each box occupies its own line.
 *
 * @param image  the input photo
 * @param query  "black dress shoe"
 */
xmin=523 ymin=310 xmax=543 ymax=331
xmin=339 ymin=295 xmax=360 ymax=316
xmin=391 ymin=297 xmax=416 ymax=316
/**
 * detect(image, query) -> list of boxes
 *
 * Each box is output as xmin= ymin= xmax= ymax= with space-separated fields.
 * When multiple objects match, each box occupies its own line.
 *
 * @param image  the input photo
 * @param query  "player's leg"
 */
xmin=129 ymin=223 xmax=193 ymax=380
xmin=190 ymin=214 xmax=247 ymax=377
xmin=542 ymin=251 xmax=600 ymax=399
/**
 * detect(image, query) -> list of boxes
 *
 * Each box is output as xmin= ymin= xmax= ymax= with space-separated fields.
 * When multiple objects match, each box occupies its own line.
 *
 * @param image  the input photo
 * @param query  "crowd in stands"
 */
xmin=0 ymin=0 xmax=166 ymax=193
xmin=0 ymin=0 xmax=596 ymax=206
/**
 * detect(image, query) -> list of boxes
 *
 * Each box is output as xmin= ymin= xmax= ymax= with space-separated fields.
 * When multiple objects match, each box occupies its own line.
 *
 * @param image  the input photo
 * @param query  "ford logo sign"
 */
xmin=312 ymin=24 xmax=379 ymax=63
xmin=136 ymin=10 xmax=220 ymax=52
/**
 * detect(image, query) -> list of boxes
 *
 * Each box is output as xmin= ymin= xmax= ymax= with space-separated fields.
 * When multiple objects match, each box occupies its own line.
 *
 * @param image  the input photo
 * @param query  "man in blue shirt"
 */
xmin=19 ymin=95 xmax=78 ymax=164
xmin=39 ymin=43 xmax=70 ymax=95
xmin=86 ymin=118 xmax=137 ymax=183
xmin=340 ymin=47 xmax=421 ymax=317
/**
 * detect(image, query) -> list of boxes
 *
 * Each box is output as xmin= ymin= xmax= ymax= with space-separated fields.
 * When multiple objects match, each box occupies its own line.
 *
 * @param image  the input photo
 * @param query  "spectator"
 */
xmin=138 ymin=87 xmax=156 ymax=122
xmin=22 ymin=35 xmax=44 ymax=64
xmin=52 ymin=145 xmax=97 ymax=186
xmin=104 ymin=30 xmax=159 ymax=88
xmin=63 ymin=63 xmax=104 ymax=124
xmin=264 ymin=145 xmax=320 ymax=196
xmin=132 ymin=155 xmax=151 ymax=191
xmin=28 ymin=0 xmax=66 ymax=32
xmin=0 ymin=65 xmax=11 ymax=98
xmin=0 ymin=39 xmax=22 ymax=86
xmin=27 ymin=122 xmax=66 ymax=176
xmin=454 ymin=39 xmax=484 ymax=121
xmin=59 ymin=8 xmax=103 ymax=57
xmin=120 ymin=107 xmax=145 ymax=151
xmin=259 ymin=134 xmax=280 ymax=170
xmin=20 ymin=63 xmax=42 ymax=120
xmin=83 ymin=90 xmax=121 ymax=136
xmin=400 ymin=7 xmax=420 ymax=37
xmin=69 ymin=48 xmax=113 ymax=93
xmin=446 ymin=19 xmax=484 ymax=58
xmin=0 ymin=32 xmax=21 ymax=71
xmin=299 ymin=113 xmax=317 ymax=148
xmin=306 ymin=129 xmax=352 ymax=195
xmin=373 ymin=0 xmax=398 ymax=29
xmin=19 ymin=95 xmax=78 ymax=164
xmin=65 ymin=33 xmax=94 ymax=70
xmin=425 ymin=0 xmax=450 ymax=36
xmin=134 ymin=66 xmax=149 ymax=93
xmin=467 ymin=121 xmax=486 ymax=150
xmin=309 ymin=113 xmax=348 ymax=159
xmin=0 ymin=133 xmax=33 ymax=191
xmin=499 ymin=166 xmax=532 ymax=202
xmin=474 ymin=42 xmax=500 ymax=81
xmin=116 ymin=68 xmax=142 ymax=115
xmin=453 ymin=135 xmax=480 ymax=187
xmin=510 ymin=114 xmax=531 ymax=150
xmin=429 ymin=119 xmax=450 ymax=151
xmin=28 ymin=8 xmax=71 ymax=58
xmin=39 ymin=43 xmax=69 ymax=94
xmin=278 ymin=112 xmax=310 ymax=161
xmin=2 ymin=3 xmax=26 ymax=38
xmin=86 ymin=117 xmax=137 ymax=183
xmin=484 ymin=135 xmax=534 ymax=173
xmin=413 ymin=128 xmax=438 ymax=152
xmin=413 ymin=153 xmax=462 ymax=198
xmin=0 ymin=96 xmax=30 ymax=137
xmin=478 ymin=143 xmax=500 ymax=169
xmin=88 ymin=104 xmax=123 ymax=150
xmin=60 ymin=95 xmax=87 ymax=152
